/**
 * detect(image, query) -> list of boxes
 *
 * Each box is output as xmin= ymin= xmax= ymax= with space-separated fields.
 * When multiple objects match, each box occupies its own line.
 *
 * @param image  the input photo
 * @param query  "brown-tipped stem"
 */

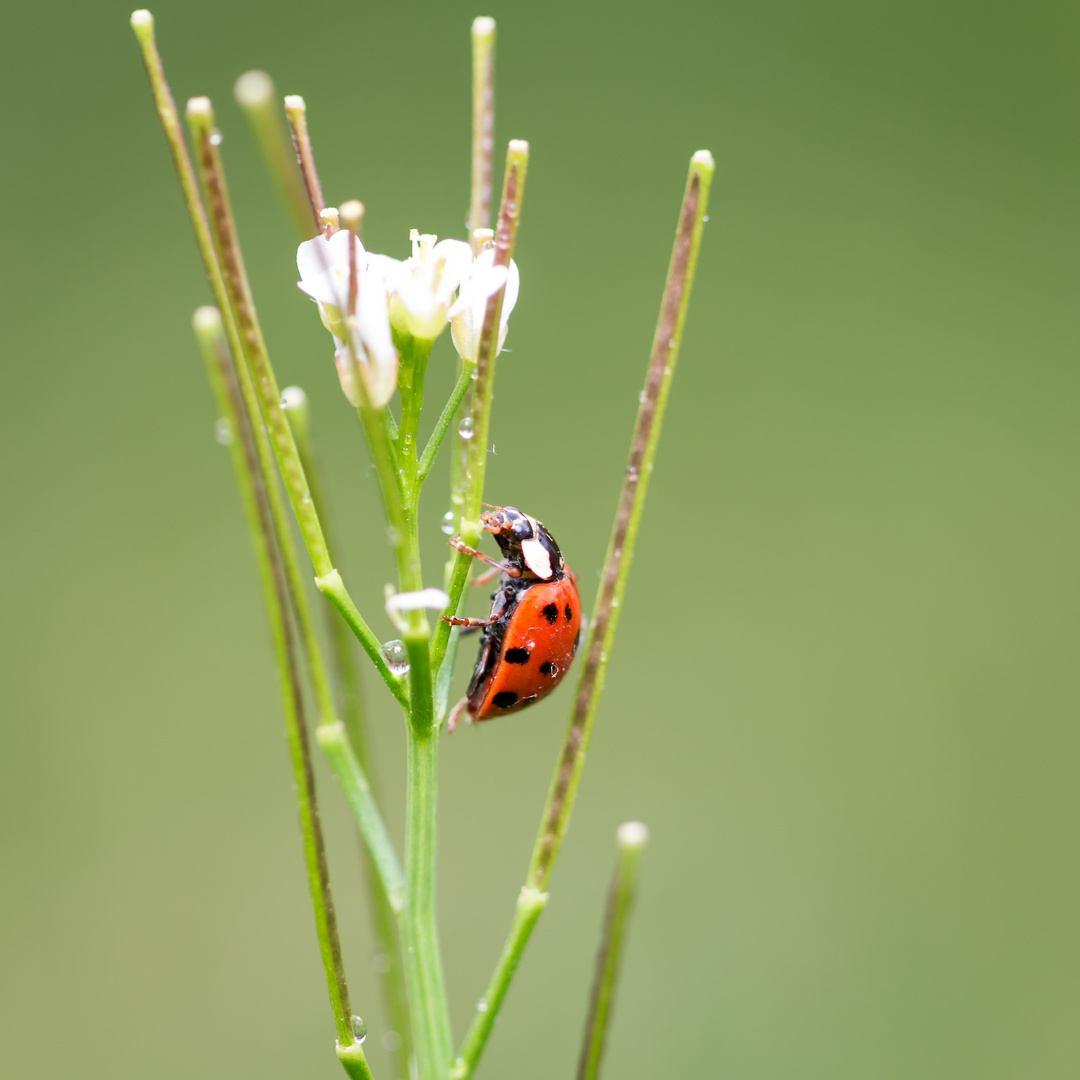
xmin=340 ymin=198 xmax=364 ymax=244
xmin=191 ymin=306 xmax=361 ymax=1060
xmin=234 ymin=69 xmax=313 ymax=238
xmin=469 ymin=16 xmax=496 ymax=248
xmin=431 ymin=139 xmax=529 ymax=676
xmin=285 ymin=94 xmax=327 ymax=233
xmin=576 ymin=822 xmax=650 ymax=1080
xmin=185 ymin=96 xmax=334 ymax=581
xmin=528 ymin=150 xmax=714 ymax=890
xmin=451 ymin=150 xmax=714 ymax=1079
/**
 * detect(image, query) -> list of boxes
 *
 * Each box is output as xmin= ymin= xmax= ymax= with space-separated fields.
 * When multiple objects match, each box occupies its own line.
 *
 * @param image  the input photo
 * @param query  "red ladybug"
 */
xmin=443 ymin=505 xmax=581 ymax=732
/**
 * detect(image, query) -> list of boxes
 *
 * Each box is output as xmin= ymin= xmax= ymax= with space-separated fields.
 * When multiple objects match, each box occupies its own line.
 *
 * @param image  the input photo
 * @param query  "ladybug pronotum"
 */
xmin=443 ymin=505 xmax=581 ymax=732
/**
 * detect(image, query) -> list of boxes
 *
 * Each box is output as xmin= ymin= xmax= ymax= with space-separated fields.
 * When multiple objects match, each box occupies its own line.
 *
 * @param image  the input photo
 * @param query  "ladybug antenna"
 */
xmin=481 ymin=501 xmax=505 ymax=511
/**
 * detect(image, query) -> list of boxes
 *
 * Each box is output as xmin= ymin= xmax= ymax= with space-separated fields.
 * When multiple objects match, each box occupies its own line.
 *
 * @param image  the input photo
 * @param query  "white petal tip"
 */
xmin=472 ymin=16 xmax=496 ymax=35
xmin=284 ymin=94 xmax=306 ymax=110
xmin=617 ymin=821 xmax=649 ymax=849
xmin=234 ymin=70 xmax=274 ymax=107
xmin=280 ymin=386 xmax=307 ymax=410
xmin=692 ymin=149 xmax=715 ymax=169
xmin=191 ymin=306 xmax=221 ymax=332
xmin=130 ymin=10 xmax=153 ymax=28
xmin=385 ymin=588 xmax=452 ymax=614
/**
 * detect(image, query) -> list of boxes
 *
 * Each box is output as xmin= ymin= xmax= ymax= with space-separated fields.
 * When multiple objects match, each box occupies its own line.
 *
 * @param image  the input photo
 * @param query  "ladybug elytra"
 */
xmin=443 ymin=505 xmax=581 ymax=732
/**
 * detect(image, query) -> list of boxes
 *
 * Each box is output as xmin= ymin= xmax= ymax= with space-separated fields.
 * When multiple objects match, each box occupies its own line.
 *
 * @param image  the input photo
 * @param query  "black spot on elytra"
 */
xmin=539 ymin=661 xmax=556 ymax=676
xmin=564 ymin=604 xmax=573 ymax=621
xmin=492 ymin=690 xmax=518 ymax=709
xmin=504 ymin=647 xmax=530 ymax=665
xmin=542 ymin=603 xmax=559 ymax=624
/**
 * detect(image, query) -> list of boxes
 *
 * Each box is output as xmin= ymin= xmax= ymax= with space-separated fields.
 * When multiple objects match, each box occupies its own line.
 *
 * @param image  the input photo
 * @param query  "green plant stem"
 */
xmin=469 ymin=17 xmax=496 ymax=245
xmin=130 ymin=24 xmax=356 ymax=731
xmin=418 ymin=363 xmax=473 ymax=486
xmin=183 ymin=103 xmax=403 ymax=712
xmin=316 ymin=571 xmax=409 ymax=705
xmin=451 ymin=150 xmax=714 ymax=1079
xmin=529 ymin=151 xmax=714 ymax=888
xmin=353 ymin=338 xmax=453 ymax=1079
xmin=191 ymin=305 xmax=365 ymax=1065
xmin=234 ymin=69 xmax=312 ymax=238
xmin=317 ymin=723 xmax=405 ymax=913
xmin=449 ymin=887 xmax=547 ymax=1080
xmin=185 ymin=98 xmax=332 ymax=578
xmin=284 ymin=289 xmax=413 ymax=1080
xmin=432 ymin=141 xmax=529 ymax=674
xmin=284 ymin=94 xmax=327 ymax=232
xmin=576 ymin=824 xmax=649 ymax=1080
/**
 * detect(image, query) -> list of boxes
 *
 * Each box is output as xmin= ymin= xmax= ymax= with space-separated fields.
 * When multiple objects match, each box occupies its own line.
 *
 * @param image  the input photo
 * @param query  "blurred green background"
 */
xmin=2 ymin=1 xmax=1078 ymax=1077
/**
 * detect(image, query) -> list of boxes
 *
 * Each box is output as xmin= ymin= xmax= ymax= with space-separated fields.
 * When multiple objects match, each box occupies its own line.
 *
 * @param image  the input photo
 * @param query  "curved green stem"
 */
xmin=450 ymin=887 xmax=547 ymax=1080
xmin=418 ymin=363 xmax=473 ymax=486
xmin=451 ymin=149 xmax=714 ymax=1079
xmin=576 ymin=824 xmax=649 ymax=1080
xmin=431 ymin=141 xmax=530 ymax=674
xmin=191 ymin=305 xmax=363 ymax=1061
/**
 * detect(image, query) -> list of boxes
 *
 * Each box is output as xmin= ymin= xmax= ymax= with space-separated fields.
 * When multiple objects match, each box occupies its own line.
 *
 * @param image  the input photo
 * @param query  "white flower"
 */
xmin=297 ymin=231 xmax=398 ymax=407
xmin=449 ymin=245 xmax=520 ymax=363
xmin=372 ymin=231 xmax=474 ymax=342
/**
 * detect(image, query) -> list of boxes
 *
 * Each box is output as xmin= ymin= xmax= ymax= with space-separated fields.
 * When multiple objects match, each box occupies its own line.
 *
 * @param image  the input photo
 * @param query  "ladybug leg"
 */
xmin=441 ymin=614 xmax=499 ymax=628
xmin=445 ymin=696 xmax=472 ymax=734
xmin=469 ymin=565 xmax=503 ymax=587
xmin=448 ymin=535 xmax=522 ymax=578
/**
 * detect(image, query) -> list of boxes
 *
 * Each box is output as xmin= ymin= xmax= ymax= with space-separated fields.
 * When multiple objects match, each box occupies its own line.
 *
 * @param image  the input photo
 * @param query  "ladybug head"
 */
xmin=480 ymin=505 xmax=564 ymax=581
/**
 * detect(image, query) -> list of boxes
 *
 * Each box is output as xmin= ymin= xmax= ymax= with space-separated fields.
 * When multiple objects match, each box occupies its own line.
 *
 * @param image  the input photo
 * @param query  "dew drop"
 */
xmin=381 ymin=639 xmax=410 ymax=676
xmin=352 ymin=1016 xmax=367 ymax=1043
xmin=301 ymin=492 xmax=313 ymax=505
xmin=209 ymin=130 xmax=223 ymax=146
xmin=441 ymin=511 xmax=456 ymax=535
xmin=458 ymin=416 xmax=475 ymax=440
xmin=703 ymin=214 xmax=710 ymax=222
xmin=638 ymin=389 xmax=647 ymax=404
xmin=626 ymin=465 xmax=639 ymax=483
xmin=476 ymin=998 xmax=488 ymax=1013
xmin=599 ymin=651 xmax=608 ymax=663
xmin=214 ymin=418 xmax=233 ymax=446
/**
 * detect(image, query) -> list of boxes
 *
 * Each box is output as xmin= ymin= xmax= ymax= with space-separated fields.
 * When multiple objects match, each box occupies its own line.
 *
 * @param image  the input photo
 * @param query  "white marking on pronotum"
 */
xmin=520 ymin=537 xmax=553 ymax=579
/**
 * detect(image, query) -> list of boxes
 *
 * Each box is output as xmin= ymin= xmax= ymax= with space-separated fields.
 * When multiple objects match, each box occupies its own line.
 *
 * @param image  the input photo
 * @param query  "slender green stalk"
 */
xmin=576 ymin=823 xmax=650 ymax=1080
xmin=418 ymin=363 xmax=473 ymax=485
xmin=449 ymin=887 xmax=547 ymax=1080
xmin=452 ymin=150 xmax=714 ymax=1078
xmin=529 ymin=151 xmax=714 ymax=888
xmin=184 ymin=101 xmax=403 ymax=709
xmin=432 ymin=140 xmax=530 ymax=674
xmin=130 ymin=18 xmax=363 ymax=732
xmin=350 ymin=330 xmax=452 ymax=1080
xmin=192 ymin=305 xmax=367 ymax=1068
xmin=317 ymin=722 xmax=405 ymax=913
xmin=469 ymin=17 xmax=496 ymax=246
xmin=185 ymin=97 xmax=332 ymax=579
xmin=285 ymin=94 xmax=328 ymax=232
xmin=316 ymin=571 xmax=409 ymax=705
xmin=234 ymin=70 xmax=312 ymax=238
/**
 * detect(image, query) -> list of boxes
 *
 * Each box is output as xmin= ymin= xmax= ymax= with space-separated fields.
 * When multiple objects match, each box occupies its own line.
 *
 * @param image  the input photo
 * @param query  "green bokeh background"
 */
xmin=2 ymin=1 xmax=1078 ymax=1076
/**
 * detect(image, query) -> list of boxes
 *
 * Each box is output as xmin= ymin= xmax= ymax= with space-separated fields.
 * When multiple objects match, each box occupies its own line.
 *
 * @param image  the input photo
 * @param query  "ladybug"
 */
xmin=443 ymin=505 xmax=581 ymax=732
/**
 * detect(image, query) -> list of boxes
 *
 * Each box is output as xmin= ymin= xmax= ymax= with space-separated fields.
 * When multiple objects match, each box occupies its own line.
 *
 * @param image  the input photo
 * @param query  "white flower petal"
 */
xmin=385 ymin=587 xmax=452 ymax=614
